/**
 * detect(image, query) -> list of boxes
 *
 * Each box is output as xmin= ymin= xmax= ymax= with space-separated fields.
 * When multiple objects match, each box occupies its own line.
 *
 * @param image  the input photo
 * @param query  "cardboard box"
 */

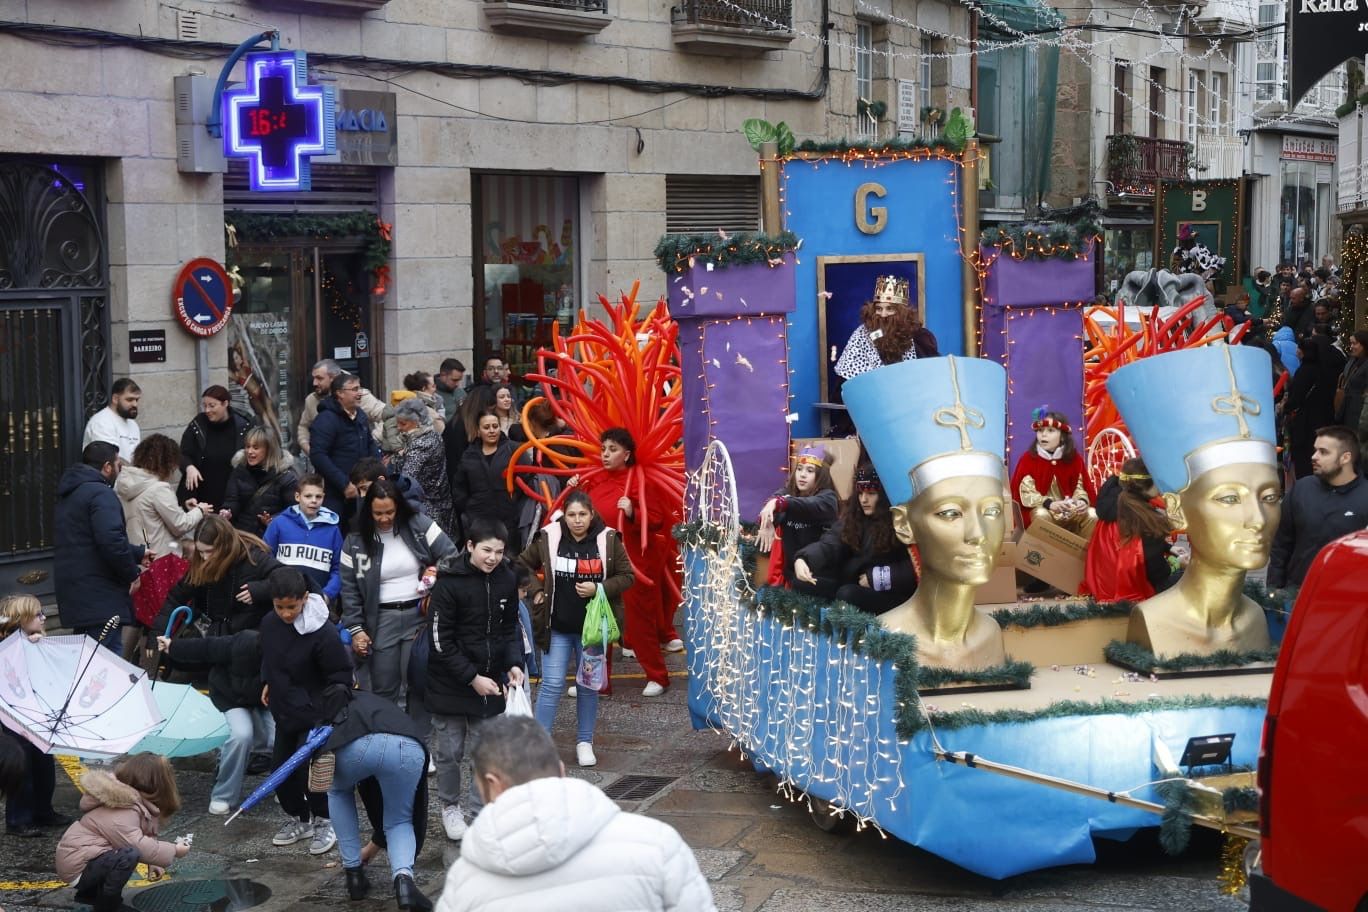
xmin=975 ymin=532 xmax=1022 ymax=606
xmin=791 ymin=436 xmax=862 ymax=500
xmin=1013 ymin=519 xmax=1088 ymax=594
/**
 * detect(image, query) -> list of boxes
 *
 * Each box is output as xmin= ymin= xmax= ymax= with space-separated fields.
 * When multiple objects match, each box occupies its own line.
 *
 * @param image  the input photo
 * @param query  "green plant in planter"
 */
xmin=1106 ymin=134 xmax=1142 ymax=177
xmin=742 ymin=118 xmax=796 ymax=155
xmin=856 ymin=98 xmax=888 ymax=120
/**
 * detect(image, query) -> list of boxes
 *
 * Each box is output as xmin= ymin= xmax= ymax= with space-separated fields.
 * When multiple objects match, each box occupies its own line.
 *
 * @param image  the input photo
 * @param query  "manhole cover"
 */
xmin=130 ymin=879 xmax=271 ymax=912
xmin=602 ymin=774 xmax=676 ymax=801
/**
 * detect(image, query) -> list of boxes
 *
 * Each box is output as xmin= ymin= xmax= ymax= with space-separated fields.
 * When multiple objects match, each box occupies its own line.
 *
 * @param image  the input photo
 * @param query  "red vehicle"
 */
xmin=1252 ymin=531 xmax=1368 ymax=911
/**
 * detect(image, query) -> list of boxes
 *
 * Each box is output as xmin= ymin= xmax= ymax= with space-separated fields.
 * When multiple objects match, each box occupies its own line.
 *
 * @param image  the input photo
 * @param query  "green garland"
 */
xmin=915 ymin=659 xmax=1034 ymax=691
xmin=1244 ymin=578 xmax=1295 ymax=613
xmin=923 ymin=694 xmax=1268 ymax=735
xmin=1104 ymin=640 xmax=1280 ymax=673
xmin=226 ymin=210 xmax=391 ymax=273
xmin=1222 ymin=785 xmax=1259 ymax=814
xmin=992 ymin=597 xmax=1133 ymax=630
xmin=654 ymin=230 xmax=801 ymax=275
xmin=980 ymin=218 xmax=1101 ymax=262
xmin=1157 ymin=779 xmax=1202 ymax=854
xmin=791 ymin=136 xmax=965 ymax=155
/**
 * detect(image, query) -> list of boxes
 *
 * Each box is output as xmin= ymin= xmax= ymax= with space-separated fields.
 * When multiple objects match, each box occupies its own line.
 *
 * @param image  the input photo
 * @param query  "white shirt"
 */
xmin=377 ymin=528 xmax=422 ymax=604
xmin=83 ymin=407 xmax=141 ymax=463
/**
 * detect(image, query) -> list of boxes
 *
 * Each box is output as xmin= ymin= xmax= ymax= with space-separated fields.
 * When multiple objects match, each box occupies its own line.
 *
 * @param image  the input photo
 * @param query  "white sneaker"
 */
xmin=576 ymin=742 xmax=597 ymax=767
xmin=207 ymin=800 xmax=231 ymax=816
xmin=272 ymin=818 xmax=312 ymax=846
xmin=665 ymin=638 xmax=685 ymax=653
xmin=428 ymin=754 xmax=436 ymax=775
xmin=442 ymin=805 xmax=468 ymax=841
xmin=642 ymin=681 xmax=665 ymax=697
xmin=309 ymin=819 xmax=336 ymax=855
xmin=621 ymin=648 xmax=636 ymax=659
xmin=567 ymin=685 xmax=577 ymax=697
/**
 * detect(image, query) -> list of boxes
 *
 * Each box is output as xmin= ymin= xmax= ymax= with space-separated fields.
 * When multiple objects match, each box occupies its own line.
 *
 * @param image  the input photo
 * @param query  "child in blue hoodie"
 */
xmin=265 ymin=474 xmax=343 ymax=606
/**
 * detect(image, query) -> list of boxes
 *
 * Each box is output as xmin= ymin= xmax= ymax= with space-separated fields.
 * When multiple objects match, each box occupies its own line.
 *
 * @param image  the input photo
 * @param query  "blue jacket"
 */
xmin=53 ymin=463 xmax=146 ymax=630
xmin=1272 ymin=326 xmax=1301 ymax=376
xmin=309 ymin=397 xmax=379 ymax=512
xmin=265 ymin=505 xmax=343 ymax=600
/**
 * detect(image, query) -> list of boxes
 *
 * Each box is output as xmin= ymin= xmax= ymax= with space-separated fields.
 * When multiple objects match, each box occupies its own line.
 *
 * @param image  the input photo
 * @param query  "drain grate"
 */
xmin=130 ymin=878 xmax=271 ymax=912
xmin=602 ymin=774 xmax=676 ymax=801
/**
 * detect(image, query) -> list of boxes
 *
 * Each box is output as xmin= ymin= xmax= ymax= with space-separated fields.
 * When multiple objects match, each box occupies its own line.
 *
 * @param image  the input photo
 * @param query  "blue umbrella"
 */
xmin=224 ymin=725 xmax=333 ymax=825
xmin=132 ymin=683 xmax=229 ymax=758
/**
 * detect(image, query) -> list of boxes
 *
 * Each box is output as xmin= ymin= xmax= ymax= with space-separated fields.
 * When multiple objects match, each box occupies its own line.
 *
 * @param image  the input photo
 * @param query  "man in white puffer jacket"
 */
xmin=435 ymin=716 xmax=716 ymax=912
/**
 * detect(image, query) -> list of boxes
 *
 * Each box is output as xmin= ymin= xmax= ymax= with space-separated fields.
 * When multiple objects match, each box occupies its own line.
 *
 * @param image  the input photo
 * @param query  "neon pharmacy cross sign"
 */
xmin=223 ymin=50 xmax=336 ymax=191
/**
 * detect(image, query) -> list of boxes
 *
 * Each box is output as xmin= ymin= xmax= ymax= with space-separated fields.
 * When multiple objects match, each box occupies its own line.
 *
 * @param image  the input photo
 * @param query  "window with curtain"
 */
xmin=1113 ymin=61 xmax=1130 ymax=135
xmin=856 ymin=21 xmax=874 ymax=139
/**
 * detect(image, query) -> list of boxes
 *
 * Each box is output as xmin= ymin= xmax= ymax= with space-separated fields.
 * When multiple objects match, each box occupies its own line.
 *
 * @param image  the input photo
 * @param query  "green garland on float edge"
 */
xmin=992 ymin=597 xmax=1133 ymax=629
xmin=1157 ymin=779 xmax=1202 ymax=854
xmin=1222 ymin=786 xmax=1259 ymax=814
xmin=654 ymin=230 xmax=801 ymax=275
xmin=226 ymin=210 xmax=391 ymax=272
xmin=979 ymin=218 xmax=1102 ymax=262
xmin=925 ymin=694 xmax=1268 ymax=736
xmin=791 ymin=136 xmax=965 ymax=155
xmin=1104 ymin=640 xmax=1280 ymax=673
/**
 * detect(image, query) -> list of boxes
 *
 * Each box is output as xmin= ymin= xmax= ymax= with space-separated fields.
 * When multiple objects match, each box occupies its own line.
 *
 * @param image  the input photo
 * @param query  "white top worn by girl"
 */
xmin=376 ymin=528 xmax=421 ymax=603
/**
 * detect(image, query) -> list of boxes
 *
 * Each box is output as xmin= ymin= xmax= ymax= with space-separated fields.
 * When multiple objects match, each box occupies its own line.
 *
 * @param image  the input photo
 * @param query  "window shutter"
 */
xmin=665 ymin=175 xmax=761 ymax=234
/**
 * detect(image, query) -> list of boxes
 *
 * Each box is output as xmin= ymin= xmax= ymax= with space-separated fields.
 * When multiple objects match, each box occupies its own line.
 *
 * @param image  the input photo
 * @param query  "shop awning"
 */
xmin=978 ymin=0 xmax=1062 ymax=36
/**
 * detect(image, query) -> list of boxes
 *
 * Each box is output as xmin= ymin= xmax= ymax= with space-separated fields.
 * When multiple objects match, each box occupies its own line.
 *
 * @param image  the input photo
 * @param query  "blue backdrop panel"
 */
xmin=684 ymin=545 xmax=1265 ymax=878
xmin=783 ymin=156 xmax=966 ymax=438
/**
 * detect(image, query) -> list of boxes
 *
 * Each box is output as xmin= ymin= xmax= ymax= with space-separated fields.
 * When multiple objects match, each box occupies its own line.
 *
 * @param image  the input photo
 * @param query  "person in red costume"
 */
xmin=1010 ymin=407 xmax=1096 ymax=538
xmin=576 ymin=427 xmax=680 ymax=697
xmin=1080 ymin=458 xmax=1176 ymax=601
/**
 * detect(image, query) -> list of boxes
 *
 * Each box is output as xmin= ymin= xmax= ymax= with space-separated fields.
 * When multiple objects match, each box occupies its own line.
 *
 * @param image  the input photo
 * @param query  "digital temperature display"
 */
xmin=222 ymin=50 xmax=335 ymax=192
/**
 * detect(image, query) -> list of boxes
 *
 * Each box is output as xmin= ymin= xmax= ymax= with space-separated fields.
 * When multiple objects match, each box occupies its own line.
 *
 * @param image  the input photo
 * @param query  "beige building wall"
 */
xmin=0 ymin=0 xmax=973 ymax=432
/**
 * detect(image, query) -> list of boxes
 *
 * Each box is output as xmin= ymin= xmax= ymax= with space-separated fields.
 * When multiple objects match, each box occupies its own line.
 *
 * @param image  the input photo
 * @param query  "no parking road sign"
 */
xmin=173 ymin=258 xmax=233 ymax=338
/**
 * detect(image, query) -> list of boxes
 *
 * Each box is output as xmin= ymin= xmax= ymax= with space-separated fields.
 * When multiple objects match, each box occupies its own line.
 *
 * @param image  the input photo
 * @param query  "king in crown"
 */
xmin=834 ymin=273 xmax=939 ymax=381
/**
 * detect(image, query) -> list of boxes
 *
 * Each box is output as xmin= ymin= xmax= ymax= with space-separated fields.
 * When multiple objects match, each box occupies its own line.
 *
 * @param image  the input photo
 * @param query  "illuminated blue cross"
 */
xmin=222 ymin=50 xmax=335 ymax=192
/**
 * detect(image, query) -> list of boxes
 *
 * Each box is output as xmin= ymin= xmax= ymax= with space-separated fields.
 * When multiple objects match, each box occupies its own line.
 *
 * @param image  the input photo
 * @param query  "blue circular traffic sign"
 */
xmin=172 ymin=258 xmax=233 ymax=338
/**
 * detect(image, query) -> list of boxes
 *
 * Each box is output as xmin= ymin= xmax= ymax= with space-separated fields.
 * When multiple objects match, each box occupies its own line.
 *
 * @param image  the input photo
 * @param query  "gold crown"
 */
xmin=872 ymin=275 xmax=910 ymax=306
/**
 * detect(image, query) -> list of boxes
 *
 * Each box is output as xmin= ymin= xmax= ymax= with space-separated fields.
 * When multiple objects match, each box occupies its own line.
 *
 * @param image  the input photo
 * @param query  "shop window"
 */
xmin=1103 ymin=227 xmax=1154 ymax=295
xmin=665 ymin=175 xmax=760 ymax=233
xmin=475 ymin=173 xmax=580 ymax=384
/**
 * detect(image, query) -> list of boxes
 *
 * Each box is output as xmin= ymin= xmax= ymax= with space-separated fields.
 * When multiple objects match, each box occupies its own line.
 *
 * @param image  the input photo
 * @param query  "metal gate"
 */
xmin=0 ymin=159 xmax=109 ymax=593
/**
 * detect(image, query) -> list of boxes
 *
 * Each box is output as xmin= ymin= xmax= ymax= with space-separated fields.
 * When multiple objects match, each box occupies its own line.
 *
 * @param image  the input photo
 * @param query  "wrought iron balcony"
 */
xmin=1105 ymin=135 xmax=1191 ymax=197
xmin=484 ymin=0 xmax=610 ymax=39
xmin=672 ymin=0 xmax=795 ymax=54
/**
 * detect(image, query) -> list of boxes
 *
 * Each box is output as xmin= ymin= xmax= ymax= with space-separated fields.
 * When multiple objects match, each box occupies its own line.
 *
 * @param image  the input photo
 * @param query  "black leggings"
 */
xmin=74 ymin=845 xmax=140 ymax=912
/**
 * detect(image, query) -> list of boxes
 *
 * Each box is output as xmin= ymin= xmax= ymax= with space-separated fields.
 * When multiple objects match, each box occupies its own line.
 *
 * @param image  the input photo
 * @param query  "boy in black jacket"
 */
xmin=424 ymin=519 xmax=525 ymax=842
xmin=260 ymin=568 xmax=352 ymax=856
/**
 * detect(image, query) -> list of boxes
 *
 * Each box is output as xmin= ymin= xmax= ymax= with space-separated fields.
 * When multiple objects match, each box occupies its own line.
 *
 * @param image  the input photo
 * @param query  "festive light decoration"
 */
xmin=225 ymin=212 xmax=392 ymax=291
xmin=507 ymin=282 xmax=684 ymax=583
xmin=654 ymin=230 xmax=801 ymax=275
xmin=980 ymin=219 xmax=1102 ymax=262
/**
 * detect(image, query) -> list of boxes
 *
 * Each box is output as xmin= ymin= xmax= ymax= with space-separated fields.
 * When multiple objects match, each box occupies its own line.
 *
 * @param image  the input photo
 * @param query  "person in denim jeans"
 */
xmin=516 ymin=491 xmax=633 ymax=769
xmin=318 ymin=686 xmax=432 ymax=912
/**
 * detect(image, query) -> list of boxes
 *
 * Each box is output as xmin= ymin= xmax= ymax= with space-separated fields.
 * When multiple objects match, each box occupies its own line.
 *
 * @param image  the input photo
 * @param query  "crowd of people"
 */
xmin=7 ymin=350 xmax=709 ymax=912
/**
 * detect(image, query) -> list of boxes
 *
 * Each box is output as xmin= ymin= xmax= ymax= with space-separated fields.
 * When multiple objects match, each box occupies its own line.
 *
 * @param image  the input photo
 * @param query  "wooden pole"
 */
xmin=760 ymin=141 xmax=782 ymax=235
xmin=960 ymin=139 xmax=981 ymax=356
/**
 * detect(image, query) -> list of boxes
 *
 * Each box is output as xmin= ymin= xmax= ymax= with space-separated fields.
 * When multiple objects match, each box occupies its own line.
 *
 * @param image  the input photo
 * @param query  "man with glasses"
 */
xmin=309 ymin=373 xmax=380 ymax=526
xmin=297 ymin=358 xmax=387 ymax=456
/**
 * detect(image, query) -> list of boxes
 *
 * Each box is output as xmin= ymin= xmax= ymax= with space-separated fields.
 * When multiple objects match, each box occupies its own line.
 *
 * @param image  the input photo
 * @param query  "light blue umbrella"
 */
xmin=131 ymin=683 xmax=229 ymax=758
xmin=225 ymin=725 xmax=333 ymax=825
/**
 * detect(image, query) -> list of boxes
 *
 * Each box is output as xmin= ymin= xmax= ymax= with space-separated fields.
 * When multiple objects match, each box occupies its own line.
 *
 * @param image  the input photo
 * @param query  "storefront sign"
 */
xmin=1154 ymin=179 xmax=1246 ymax=284
xmin=1281 ymin=135 xmax=1337 ymax=163
xmin=129 ymin=330 xmax=166 ymax=364
xmin=172 ymin=258 xmax=234 ymax=337
xmin=332 ymin=90 xmax=398 ymax=167
xmin=222 ymin=50 xmax=337 ymax=191
xmin=1289 ymin=0 xmax=1364 ymax=109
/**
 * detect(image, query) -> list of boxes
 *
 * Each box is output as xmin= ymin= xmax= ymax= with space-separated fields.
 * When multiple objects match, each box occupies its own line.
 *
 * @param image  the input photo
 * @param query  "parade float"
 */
xmin=663 ymin=132 xmax=1272 ymax=883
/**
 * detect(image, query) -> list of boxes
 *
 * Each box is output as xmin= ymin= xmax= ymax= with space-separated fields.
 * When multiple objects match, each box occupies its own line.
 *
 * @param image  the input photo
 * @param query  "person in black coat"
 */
xmin=1285 ymin=334 xmax=1346 ymax=479
xmin=178 ymin=385 xmax=253 ymax=510
xmin=792 ymin=464 xmax=917 ymax=615
xmin=154 ymin=514 xmax=290 ymax=639
xmin=424 ymin=519 xmax=525 ymax=839
xmin=442 ymin=385 xmax=496 ymax=507
xmin=260 ymin=569 xmax=352 ymax=852
xmin=221 ymin=427 xmax=298 ymax=537
xmin=155 ymin=628 xmax=271 ymax=815
xmin=54 ymin=441 xmax=148 ymax=649
xmin=757 ymin=445 xmax=840 ymax=586
xmin=451 ymin=411 xmax=519 ymax=549
xmin=311 ymin=374 xmax=381 ymax=520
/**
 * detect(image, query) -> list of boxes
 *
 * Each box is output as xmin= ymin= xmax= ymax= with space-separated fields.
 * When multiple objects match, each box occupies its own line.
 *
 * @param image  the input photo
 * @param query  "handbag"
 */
xmin=308 ymin=750 xmax=335 ymax=792
xmin=580 ymin=584 xmax=620 ymax=647
xmin=577 ymin=626 xmax=608 ymax=691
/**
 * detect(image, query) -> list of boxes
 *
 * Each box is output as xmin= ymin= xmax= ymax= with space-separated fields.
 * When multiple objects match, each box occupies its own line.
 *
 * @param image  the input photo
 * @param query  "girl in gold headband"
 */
xmin=1080 ymin=458 xmax=1175 ymax=601
xmin=758 ymin=445 xmax=839 ymax=587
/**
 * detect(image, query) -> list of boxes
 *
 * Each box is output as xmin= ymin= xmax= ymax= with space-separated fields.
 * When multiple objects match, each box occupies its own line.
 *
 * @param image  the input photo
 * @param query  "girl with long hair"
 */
xmin=154 ymin=513 xmax=285 ymax=637
xmin=451 ymin=409 xmax=519 ymax=548
xmin=757 ymin=444 xmax=840 ymax=587
xmin=492 ymin=384 xmax=517 ymax=436
xmin=221 ymin=426 xmax=298 ymax=536
xmin=1 ymin=595 xmax=69 ymax=838
xmin=791 ymin=463 xmax=917 ymax=614
xmin=1080 ymin=458 xmax=1175 ymax=601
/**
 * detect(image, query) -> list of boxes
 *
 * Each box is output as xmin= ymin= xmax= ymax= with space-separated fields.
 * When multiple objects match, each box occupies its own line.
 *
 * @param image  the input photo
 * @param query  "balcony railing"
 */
xmin=672 ymin=0 xmax=795 ymax=53
xmin=484 ymin=0 xmax=610 ymax=38
xmin=1193 ymin=132 xmax=1243 ymax=181
xmin=1106 ymin=135 xmax=1191 ymax=197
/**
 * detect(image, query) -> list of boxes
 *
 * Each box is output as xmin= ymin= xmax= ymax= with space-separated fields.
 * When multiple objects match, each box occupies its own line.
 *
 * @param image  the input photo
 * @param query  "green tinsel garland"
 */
xmin=915 ymin=659 xmax=1034 ymax=691
xmin=226 ymin=210 xmax=391 ymax=273
xmin=1104 ymin=640 xmax=1280 ymax=673
xmin=1243 ymin=578 xmax=1295 ymax=613
xmin=654 ymin=231 xmax=801 ymax=275
xmin=992 ymin=598 xmax=1133 ymax=630
xmin=921 ymin=694 xmax=1268 ymax=737
xmin=1157 ymin=779 xmax=1201 ymax=854
xmin=791 ymin=136 xmax=964 ymax=155
xmin=980 ymin=218 xmax=1102 ymax=262
xmin=1222 ymin=785 xmax=1259 ymax=814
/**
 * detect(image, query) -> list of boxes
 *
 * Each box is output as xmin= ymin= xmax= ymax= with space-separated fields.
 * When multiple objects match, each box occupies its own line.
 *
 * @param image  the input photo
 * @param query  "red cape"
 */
xmin=1009 ymin=448 xmax=1095 ymax=527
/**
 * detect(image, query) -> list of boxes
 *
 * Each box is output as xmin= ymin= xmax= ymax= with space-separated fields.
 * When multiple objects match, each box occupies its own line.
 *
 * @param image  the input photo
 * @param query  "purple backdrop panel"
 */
xmin=666 ymin=255 xmax=796 ymax=319
xmin=981 ymin=244 xmax=1096 ymax=366
xmin=1004 ymin=307 xmax=1086 ymax=472
xmin=679 ymin=317 xmax=790 ymax=518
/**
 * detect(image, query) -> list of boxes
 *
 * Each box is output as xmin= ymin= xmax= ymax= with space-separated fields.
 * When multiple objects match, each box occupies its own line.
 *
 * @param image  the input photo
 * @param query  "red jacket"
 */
xmin=1010 ymin=448 xmax=1094 ymax=527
